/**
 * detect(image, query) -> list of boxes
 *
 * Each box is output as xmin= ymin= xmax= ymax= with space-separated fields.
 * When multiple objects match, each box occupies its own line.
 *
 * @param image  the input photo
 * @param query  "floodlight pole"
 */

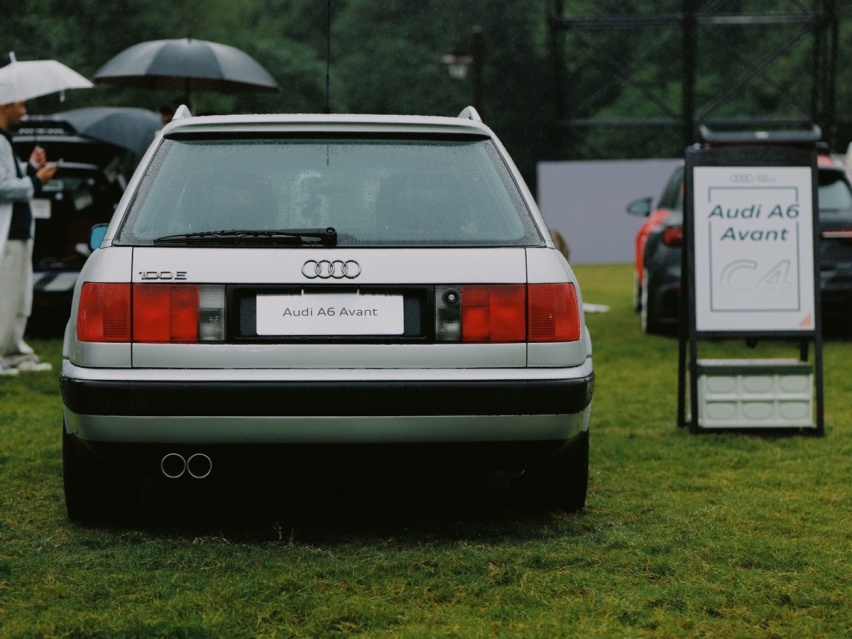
xmin=442 ymin=26 xmax=485 ymax=118
xmin=682 ymin=0 xmax=696 ymax=147
xmin=471 ymin=26 xmax=484 ymax=119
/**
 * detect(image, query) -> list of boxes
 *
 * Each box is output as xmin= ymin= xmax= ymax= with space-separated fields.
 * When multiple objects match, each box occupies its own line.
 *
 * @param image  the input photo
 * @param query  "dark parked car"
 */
xmin=627 ymin=164 xmax=684 ymax=332
xmin=629 ymin=151 xmax=852 ymax=335
xmin=12 ymin=116 xmax=137 ymax=336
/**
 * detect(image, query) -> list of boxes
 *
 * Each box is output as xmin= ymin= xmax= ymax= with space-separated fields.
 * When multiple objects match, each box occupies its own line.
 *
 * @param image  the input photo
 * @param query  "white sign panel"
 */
xmin=692 ymin=166 xmax=815 ymax=332
xmin=257 ymin=292 xmax=404 ymax=335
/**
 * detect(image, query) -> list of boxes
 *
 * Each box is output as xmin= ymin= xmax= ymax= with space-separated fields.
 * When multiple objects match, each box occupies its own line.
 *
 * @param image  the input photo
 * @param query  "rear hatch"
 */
xmin=84 ymin=117 xmax=588 ymax=370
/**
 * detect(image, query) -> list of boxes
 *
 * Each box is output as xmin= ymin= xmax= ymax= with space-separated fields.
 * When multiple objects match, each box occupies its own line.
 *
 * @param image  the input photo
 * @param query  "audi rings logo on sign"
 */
xmin=302 ymin=259 xmax=361 ymax=279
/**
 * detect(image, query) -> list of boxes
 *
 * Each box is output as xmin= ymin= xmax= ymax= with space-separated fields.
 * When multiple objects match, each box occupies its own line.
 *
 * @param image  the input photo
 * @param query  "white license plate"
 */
xmin=256 ymin=293 xmax=404 ymax=336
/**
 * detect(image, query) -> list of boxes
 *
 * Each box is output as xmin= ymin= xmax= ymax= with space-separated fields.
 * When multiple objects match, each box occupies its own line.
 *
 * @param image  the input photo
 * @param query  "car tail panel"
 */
xmin=68 ymin=245 xmax=591 ymax=369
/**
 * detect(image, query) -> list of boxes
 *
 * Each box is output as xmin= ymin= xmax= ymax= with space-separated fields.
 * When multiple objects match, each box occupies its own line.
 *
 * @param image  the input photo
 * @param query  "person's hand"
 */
xmin=36 ymin=163 xmax=57 ymax=184
xmin=29 ymin=145 xmax=47 ymax=170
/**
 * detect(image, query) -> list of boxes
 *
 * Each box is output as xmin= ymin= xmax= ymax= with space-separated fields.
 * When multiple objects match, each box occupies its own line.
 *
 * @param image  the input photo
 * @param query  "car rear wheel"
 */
xmin=63 ymin=424 xmax=123 ymax=523
xmin=641 ymin=267 xmax=663 ymax=335
xmin=633 ymin=271 xmax=642 ymax=313
xmin=512 ymin=431 xmax=589 ymax=512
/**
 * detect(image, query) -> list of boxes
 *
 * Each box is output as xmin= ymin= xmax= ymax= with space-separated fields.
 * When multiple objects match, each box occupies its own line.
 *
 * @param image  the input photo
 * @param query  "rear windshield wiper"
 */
xmin=153 ymin=227 xmax=337 ymax=246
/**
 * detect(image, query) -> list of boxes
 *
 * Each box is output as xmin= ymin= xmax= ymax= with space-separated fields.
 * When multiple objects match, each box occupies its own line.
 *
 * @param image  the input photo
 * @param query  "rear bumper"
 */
xmin=62 ymin=373 xmax=594 ymax=417
xmin=61 ymin=361 xmax=594 ymax=445
xmin=64 ymin=434 xmax=590 ymax=478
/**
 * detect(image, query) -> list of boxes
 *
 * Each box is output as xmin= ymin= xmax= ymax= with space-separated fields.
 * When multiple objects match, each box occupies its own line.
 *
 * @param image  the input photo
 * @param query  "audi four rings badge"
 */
xmin=302 ymin=259 xmax=361 ymax=279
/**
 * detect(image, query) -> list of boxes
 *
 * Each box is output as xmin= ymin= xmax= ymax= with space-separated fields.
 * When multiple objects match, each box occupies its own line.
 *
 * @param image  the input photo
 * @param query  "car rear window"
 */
xmin=117 ymin=137 xmax=541 ymax=246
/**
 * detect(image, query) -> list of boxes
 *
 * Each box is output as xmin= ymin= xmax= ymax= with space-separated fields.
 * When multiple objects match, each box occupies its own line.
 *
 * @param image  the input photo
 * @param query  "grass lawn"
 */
xmin=1 ymin=263 xmax=849 ymax=638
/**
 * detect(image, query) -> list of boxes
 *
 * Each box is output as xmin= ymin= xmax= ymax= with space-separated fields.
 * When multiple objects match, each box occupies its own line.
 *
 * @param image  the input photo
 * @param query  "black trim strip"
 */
xmin=61 ymin=374 xmax=594 ymax=418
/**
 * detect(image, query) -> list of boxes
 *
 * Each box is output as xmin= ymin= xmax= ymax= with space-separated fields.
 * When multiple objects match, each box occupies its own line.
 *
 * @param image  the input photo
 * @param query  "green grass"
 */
xmin=1 ymin=263 xmax=850 ymax=638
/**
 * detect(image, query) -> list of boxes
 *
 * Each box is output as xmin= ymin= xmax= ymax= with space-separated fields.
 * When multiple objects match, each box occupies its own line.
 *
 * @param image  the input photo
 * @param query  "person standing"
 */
xmin=0 ymin=100 xmax=57 ymax=374
xmin=159 ymin=101 xmax=179 ymax=128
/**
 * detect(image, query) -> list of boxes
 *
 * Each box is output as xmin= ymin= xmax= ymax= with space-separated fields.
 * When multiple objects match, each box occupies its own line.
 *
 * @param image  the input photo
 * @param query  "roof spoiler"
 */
xmin=699 ymin=122 xmax=822 ymax=145
xmin=457 ymin=106 xmax=482 ymax=122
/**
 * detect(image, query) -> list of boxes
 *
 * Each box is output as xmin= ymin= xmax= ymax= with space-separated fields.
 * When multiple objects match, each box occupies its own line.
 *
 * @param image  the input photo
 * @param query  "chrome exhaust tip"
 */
xmin=186 ymin=453 xmax=213 ymax=479
xmin=161 ymin=453 xmax=186 ymax=479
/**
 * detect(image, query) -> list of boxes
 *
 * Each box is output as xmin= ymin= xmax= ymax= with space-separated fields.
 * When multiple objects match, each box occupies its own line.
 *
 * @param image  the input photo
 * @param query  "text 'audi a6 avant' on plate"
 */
xmin=60 ymin=106 xmax=595 ymax=521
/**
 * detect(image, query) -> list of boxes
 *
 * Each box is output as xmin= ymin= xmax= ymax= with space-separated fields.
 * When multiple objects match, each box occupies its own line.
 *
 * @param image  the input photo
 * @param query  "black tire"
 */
xmin=633 ymin=272 xmax=642 ymax=313
xmin=641 ymin=267 xmax=663 ymax=335
xmin=63 ymin=424 xmax=115 ymax=523
xmin=512 ymin=431 xmax=589 ymax=512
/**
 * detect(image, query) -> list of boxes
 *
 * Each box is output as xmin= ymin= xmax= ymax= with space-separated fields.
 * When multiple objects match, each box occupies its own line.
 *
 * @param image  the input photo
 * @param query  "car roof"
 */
xmin=162 ymin=110 xmax=494 ymax=139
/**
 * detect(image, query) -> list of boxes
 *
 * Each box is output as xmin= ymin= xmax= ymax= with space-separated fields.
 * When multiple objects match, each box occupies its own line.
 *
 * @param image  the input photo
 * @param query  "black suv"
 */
xmin=12 ymin=116 xmax=135 ymax=336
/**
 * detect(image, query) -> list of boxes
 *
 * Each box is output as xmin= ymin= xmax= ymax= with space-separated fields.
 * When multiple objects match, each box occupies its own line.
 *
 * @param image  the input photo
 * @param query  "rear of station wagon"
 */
xmin=60 ymin=109 xmax=594 ymax=521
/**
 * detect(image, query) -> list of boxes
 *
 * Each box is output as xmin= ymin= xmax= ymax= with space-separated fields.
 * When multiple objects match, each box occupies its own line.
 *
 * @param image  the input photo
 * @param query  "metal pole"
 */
xmin=472 ymin=26 xmax=484 ymax=118
xmin=825 ymin=0 xmax=838 ymax=146
xmin=549 ymin=0 xmax=566 ymax=158
xmin=682 ymin=0 xmax=696 ymax=148
xmin=325 ymin=0 xmax=332 ymax=114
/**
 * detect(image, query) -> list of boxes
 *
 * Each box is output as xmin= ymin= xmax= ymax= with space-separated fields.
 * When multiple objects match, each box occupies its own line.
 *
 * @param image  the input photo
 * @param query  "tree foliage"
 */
xmin=553 ymin=0 xmax=852 ymax=159
xmin=2 ymin=0 xmax=851 ymax=176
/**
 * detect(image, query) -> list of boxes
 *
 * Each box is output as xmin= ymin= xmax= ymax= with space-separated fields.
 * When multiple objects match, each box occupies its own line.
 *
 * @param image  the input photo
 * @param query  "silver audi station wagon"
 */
xmin=60 ymin=107 xmax=594 ymax=521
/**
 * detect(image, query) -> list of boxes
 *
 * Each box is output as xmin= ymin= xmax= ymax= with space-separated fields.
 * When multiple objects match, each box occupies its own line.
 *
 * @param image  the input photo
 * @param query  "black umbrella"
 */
xmin=59 ymin=107 xmax=161 ymax=155
xmin=93 ymin=38 xmax=280 ymax=108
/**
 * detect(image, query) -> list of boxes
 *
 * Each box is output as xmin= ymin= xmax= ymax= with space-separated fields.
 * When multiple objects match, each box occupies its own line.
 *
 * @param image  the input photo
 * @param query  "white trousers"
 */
xmin=0 ymin=239 xmax=34 ymax=358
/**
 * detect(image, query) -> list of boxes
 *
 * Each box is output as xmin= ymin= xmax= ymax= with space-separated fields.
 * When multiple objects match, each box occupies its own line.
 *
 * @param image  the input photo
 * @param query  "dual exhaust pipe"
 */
xmin=160 ymin=453 xmax=212 ymax=479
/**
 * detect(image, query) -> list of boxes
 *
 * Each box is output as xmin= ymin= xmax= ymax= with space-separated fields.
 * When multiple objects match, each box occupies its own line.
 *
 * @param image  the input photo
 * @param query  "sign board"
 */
xmin=692 ymin=165 xmax=815 ymax=332
xmin=679 ymin=143 xmax=824 ymax=436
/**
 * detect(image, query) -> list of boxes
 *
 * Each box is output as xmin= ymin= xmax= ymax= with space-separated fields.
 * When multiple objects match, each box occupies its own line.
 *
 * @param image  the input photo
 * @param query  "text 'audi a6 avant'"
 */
xmin=60 ymin=106 xmax=595 ymax=521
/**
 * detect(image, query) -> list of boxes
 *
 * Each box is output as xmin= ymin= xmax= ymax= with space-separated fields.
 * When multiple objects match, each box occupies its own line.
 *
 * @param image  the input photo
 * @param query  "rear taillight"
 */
xmin=77 ymin=282 xmax=582 ymax=345
xmin=77 ymin=283 xmax=225 ymax=343
xmin=461 ymin=285 xmax=526 ymax=342
xmin=436 ymin=283 xmax=581 ymax=344
xmin=822 ymin=229 xmax=852 ymax=241
xmin=77 ymin=283 xmax=131 ymax=342
xmin=663 ymin=226 xmax=683 ymax=247
xmin=133 ymin=285 xmax=199 ymax=343
xmin=528 ymin=283 xmax=581 ymax=342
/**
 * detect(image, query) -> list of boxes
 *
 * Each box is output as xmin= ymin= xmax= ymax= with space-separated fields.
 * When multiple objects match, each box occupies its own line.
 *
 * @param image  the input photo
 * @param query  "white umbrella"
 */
xmin=0 ymin=53 xmax=93 ymax=104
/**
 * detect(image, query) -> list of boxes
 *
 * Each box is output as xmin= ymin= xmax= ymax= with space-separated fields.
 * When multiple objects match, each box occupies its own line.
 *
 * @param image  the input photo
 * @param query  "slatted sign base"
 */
xmin=691 ymin=358 xmax=817 ymax=434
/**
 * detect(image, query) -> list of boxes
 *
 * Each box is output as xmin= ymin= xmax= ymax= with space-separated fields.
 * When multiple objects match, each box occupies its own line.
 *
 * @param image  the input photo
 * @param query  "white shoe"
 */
xmin=6 ymin=354 xmax=53 ymax=373
xmin=0 ymin=364 xmax=19 ymax=376
xmin=15 ymin=359 xmax=53 ymax=372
